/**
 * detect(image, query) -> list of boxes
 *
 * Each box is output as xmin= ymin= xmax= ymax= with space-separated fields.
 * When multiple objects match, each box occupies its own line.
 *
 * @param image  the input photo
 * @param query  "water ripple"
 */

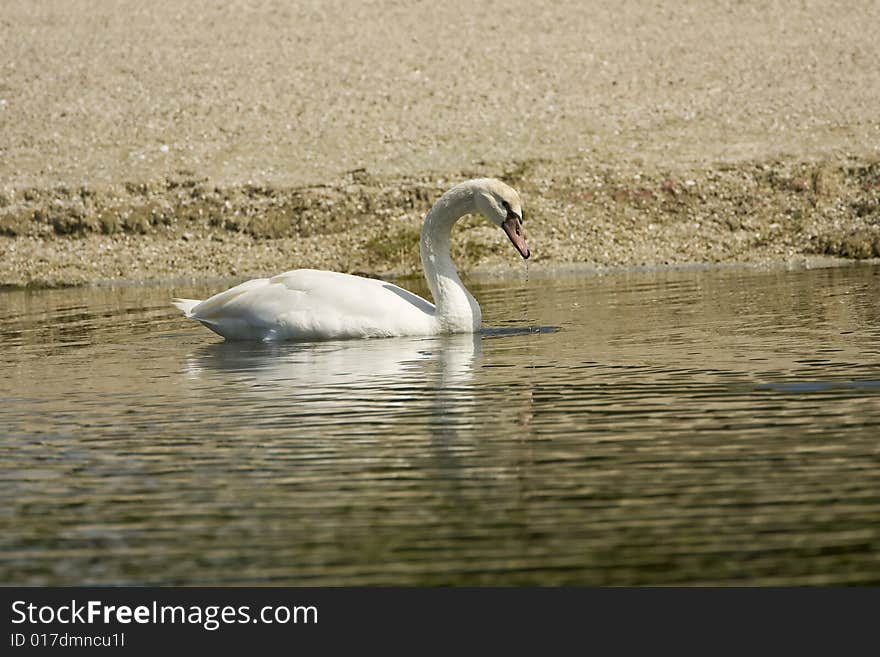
xmin=2 ymin=265 xmax=880 ymax=584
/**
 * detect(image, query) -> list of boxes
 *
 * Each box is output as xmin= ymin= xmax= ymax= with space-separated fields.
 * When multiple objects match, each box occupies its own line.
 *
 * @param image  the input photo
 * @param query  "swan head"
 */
xmin=472 ymin=178 xmax=530 ymax=260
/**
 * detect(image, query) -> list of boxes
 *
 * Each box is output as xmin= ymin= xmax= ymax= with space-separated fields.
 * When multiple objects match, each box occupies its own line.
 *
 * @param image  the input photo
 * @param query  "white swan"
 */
xmin=172 ymin=178 xmax=530 ymax=341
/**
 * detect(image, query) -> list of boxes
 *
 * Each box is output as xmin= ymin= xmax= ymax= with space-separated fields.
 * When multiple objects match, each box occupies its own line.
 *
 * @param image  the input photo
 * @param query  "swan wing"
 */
xmin=188 ymin=269 xmax=436 ymax=340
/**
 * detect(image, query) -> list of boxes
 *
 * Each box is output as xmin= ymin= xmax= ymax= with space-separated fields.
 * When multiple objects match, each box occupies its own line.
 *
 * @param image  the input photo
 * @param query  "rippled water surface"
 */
xmin=2 ymin=264 xmax=880 ymax=585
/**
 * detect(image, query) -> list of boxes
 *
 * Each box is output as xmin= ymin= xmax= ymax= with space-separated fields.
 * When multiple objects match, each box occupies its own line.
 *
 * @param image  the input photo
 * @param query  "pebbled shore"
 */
xmin=2 ymin=1 xmax=879 ymax=287
xmin=2 ymin=157 xmax=880 ymax=287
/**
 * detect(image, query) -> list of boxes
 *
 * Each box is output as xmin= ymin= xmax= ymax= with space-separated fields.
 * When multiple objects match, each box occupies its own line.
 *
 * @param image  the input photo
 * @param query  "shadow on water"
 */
xmin=481 ymin=325 xmax=560 ymax=337
xmin=757 ymin=380 xmax=880 ymax=392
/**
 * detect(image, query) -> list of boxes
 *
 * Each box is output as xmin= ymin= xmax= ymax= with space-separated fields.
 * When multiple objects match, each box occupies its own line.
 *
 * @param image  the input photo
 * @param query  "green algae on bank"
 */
xmin=1 ymin=157 xmax=879 ymax=288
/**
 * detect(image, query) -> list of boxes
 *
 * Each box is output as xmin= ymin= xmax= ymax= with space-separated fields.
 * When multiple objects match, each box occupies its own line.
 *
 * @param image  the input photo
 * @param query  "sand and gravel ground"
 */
xmin=1 ymin=0 xmax=879 ymax=286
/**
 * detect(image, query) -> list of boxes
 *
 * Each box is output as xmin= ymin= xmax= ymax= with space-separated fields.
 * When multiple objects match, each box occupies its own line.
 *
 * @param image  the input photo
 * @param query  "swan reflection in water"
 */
xmin=182 ymin=333 xmax=482 ymax=432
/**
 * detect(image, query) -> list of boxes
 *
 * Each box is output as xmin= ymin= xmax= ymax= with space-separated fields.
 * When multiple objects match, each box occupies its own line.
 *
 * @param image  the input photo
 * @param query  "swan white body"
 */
xmin=173 ymin=178 xmax=529 ymax=341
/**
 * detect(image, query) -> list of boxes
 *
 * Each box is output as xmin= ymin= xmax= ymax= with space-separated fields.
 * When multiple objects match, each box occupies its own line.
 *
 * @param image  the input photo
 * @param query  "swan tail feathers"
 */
xmin=171 ymin=298 xmax=202 ymax=317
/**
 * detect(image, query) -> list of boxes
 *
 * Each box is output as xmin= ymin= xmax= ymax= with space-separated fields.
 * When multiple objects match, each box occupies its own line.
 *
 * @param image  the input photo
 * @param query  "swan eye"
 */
xmin=500 ymin=199 xmax=522 ymax=222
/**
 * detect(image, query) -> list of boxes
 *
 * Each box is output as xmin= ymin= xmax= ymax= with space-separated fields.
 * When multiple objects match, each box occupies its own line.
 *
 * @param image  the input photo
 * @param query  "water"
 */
xmin=2 ymin=264 xmax=879 ymax=585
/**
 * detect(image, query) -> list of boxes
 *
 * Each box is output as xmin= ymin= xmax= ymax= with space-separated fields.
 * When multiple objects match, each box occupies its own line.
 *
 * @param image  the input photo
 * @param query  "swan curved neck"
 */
xmin=420 ymin=183 xmax=481 ymax=332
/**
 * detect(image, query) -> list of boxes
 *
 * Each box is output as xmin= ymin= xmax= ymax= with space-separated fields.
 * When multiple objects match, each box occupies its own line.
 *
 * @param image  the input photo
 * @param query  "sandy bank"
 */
xmin=2 ymin=157 xmax=879 ymax=287
xmin=1 ymin=1 xmax=879 ymax=286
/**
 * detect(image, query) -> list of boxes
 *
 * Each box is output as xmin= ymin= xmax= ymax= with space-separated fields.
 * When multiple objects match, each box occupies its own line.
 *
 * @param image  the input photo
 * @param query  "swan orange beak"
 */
xmin=502 ymin=213 xmax=530 ymax=259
